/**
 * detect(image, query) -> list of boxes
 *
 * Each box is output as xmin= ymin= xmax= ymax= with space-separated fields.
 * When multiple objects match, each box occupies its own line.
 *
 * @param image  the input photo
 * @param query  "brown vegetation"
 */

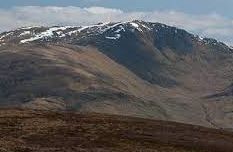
xmin=0 ymin=109 xmax=233 ymax=152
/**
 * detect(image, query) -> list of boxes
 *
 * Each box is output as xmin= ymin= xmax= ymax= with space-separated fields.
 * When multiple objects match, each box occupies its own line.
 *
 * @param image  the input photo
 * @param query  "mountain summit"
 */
xmin=0 ymin=21 xmax=233 ymax=129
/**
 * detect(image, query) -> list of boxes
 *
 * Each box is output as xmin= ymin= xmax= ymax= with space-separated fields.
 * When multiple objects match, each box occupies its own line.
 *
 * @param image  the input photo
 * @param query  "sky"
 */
xmin=0 ymin=0 xmax=232 ymax=45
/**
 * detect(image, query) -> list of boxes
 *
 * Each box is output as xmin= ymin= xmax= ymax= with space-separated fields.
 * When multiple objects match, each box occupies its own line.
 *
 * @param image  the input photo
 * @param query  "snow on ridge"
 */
xmin=20 ymin=23 xmax=114 ymax=43
xmin=77 ymin=22 xmax=110 ymax=33
xmin=96 ymin=22 xmax=127 ymax=34
xmin=20 ymin=26 xmax=74 ymax=43
xmin=19 ymin=21 xmax=147 ymax=43
xmin=18 ymin=21 xmax=153 ymax=44
xmin=66 ymin=22 xmax=112 ymax=36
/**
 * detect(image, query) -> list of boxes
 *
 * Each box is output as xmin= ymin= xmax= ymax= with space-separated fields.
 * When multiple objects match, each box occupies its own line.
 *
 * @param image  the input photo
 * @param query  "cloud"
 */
xmin=84 ymin=7 xmax=123 ymax=14
xmin=0 ymin=6 xmax=232 ymax=45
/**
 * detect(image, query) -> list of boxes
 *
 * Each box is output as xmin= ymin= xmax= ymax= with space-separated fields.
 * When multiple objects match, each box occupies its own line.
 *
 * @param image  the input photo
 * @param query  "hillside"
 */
xmin=1 ymin=109 xmax=233 ymax=152
xmin=0 ymin=21 xmax=233 ymax=129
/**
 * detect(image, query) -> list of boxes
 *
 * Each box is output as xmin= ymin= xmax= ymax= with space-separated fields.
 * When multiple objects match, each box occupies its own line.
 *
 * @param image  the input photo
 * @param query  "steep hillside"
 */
xmin=0 ymin=21 xmax=233 ymax=129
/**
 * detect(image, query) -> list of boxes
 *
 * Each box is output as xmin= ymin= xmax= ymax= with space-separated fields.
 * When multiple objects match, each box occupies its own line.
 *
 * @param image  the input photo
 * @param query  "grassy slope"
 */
xmin=0 ymin=44 xmax=166 ymax=118
xmin=0 ymin=109 xmax=233 ymax=152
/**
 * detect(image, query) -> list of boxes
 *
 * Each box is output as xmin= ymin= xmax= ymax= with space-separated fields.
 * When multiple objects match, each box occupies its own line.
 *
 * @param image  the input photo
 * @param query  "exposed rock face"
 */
xmin=0 ymin=21 xmax=233 ymax=129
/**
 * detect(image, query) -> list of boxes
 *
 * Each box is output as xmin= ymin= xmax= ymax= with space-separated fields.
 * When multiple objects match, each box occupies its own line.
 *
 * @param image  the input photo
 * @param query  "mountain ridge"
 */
xmin=0 ymin=20 xmax=232 ymax=50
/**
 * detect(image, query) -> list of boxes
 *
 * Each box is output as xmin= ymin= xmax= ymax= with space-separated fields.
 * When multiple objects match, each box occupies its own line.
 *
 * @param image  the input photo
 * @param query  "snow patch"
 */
xmin=226 ymin=44 xmax=233 ymax=50
xmin=19 ymin=31 xmax=31 ymax=36
xmin=130 ymin=22 xmax=139 ymax=28
xmin=67 ymin=30 xmax=79 ymax=36
xmin=105 ymin=34 xmax=121 ymax=40
xmin=77 ymin=26 xmax=90 ymax=32
xmin=130 ymin=22 xmax=143 ymax=32
xmin=161 ymin=25 xmax=166 ymax=28
xmin=199 ymin=36 xmax=204 ymax=40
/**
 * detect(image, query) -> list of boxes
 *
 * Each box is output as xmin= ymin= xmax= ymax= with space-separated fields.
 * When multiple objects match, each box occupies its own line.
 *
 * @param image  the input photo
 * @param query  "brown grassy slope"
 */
xmin=0 ymin=109 xmax=233 ymax=152
xmin=0 ymin=44 xmax=168 ymax=119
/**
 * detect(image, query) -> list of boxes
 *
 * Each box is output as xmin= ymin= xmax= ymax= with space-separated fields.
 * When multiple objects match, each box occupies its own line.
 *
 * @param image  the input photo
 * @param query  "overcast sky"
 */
xmin=0 ymin=0 xmax=232 ymax=45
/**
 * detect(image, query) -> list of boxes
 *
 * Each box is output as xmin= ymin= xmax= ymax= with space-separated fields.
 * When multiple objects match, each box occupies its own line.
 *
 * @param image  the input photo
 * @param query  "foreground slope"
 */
xmin=0 ymin=109 xmax=233 ymax=152
xmin=0 ymin=21 xmax=233 ymax=129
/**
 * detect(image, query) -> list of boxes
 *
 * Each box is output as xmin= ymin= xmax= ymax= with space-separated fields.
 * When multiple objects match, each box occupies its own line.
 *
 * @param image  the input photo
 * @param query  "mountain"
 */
xmin=0 ymin=20 xmax=233 ymax=129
